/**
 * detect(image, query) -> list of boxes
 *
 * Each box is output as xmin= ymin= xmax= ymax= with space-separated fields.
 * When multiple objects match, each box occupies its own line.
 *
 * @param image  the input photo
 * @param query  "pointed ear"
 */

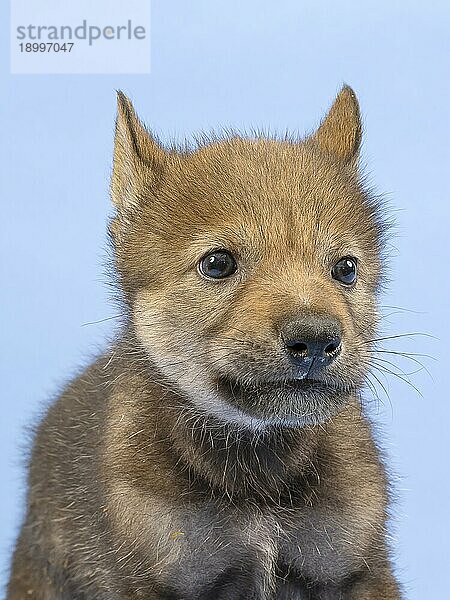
xmin=111 ymin=91 xmax=166 ymax=211
xmin=311 ymin=85 xmax=362 ymax=165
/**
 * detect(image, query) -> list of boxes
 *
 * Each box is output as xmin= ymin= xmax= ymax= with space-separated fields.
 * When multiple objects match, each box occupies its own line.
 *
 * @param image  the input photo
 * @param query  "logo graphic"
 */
xmin=11 ymin=0 xmax=151 ymax=74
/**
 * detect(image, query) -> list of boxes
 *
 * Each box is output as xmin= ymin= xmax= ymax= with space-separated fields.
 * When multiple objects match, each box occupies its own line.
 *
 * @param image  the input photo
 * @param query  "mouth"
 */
xmin=214 ymin=374 xmax=351 ymax=426
xmin=217 ymin=375 xmax=331 ymax=396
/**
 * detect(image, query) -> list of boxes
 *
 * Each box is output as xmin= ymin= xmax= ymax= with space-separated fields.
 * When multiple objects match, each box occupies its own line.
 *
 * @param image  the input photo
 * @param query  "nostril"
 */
xmin=286 ymin=340 xmax=308 ymax=355
xmin=281 ymin=317 xmax=342 ymax=364
xmin=324 ymin=340 xmax=341 ymax=356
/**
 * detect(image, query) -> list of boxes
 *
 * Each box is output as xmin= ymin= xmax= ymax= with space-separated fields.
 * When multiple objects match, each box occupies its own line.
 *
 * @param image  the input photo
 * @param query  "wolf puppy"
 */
xmin=8 ymin=87 xmax=401 ymax=599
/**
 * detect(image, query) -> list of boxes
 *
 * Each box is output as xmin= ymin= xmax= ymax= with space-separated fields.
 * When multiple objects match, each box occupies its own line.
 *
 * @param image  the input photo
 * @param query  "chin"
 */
xmin=211 ymin=375 xmax=353 ymax=429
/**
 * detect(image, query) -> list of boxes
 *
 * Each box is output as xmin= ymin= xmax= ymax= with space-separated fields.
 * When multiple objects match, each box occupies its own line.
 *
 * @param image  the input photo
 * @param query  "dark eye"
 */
xmin=331 ymin=257 xmax=357 ymax=285
xmin=198 ymin=250 xmax=237 ymax=280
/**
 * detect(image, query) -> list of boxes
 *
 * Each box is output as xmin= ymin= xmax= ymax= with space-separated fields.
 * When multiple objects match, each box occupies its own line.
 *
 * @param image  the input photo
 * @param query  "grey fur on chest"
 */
xmin=129 ymin=500 xmax=362 ymax=600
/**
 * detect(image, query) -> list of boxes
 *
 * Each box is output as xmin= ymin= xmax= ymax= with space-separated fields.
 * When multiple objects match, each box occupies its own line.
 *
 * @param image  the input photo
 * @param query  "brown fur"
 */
xmin=8 ymin=87 xmax=402 ymax=599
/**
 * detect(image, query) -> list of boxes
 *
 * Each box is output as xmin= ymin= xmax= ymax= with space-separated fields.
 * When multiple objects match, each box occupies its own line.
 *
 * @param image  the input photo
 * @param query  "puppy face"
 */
xmin=111 ymin=88 xmax=386 ymax=428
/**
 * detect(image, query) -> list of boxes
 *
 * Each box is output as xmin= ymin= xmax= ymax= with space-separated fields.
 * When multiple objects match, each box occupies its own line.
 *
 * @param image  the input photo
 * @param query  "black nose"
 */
xmin=282 ymin=315 xmax=342 ymax=370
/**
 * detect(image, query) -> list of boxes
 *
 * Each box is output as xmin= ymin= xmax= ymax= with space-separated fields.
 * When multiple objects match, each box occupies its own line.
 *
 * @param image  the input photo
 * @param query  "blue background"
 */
xmin=1 ymin=1 xmax=449 ymax=597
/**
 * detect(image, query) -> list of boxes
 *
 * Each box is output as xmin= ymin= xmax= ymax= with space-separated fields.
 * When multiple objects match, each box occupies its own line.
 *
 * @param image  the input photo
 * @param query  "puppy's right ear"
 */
xmin=111 ymin=91 xmax=166 ymax=212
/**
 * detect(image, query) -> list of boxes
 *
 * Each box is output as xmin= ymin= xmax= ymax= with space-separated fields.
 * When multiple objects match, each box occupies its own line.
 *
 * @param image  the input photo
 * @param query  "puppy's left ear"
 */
xmin=311 ymin=85 xmax=362 ymax=166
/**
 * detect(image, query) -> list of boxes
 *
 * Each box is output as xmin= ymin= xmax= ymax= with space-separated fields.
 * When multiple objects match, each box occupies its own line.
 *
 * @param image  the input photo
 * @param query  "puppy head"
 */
xmin=110 ymin=87 xmax=386 ymax=428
